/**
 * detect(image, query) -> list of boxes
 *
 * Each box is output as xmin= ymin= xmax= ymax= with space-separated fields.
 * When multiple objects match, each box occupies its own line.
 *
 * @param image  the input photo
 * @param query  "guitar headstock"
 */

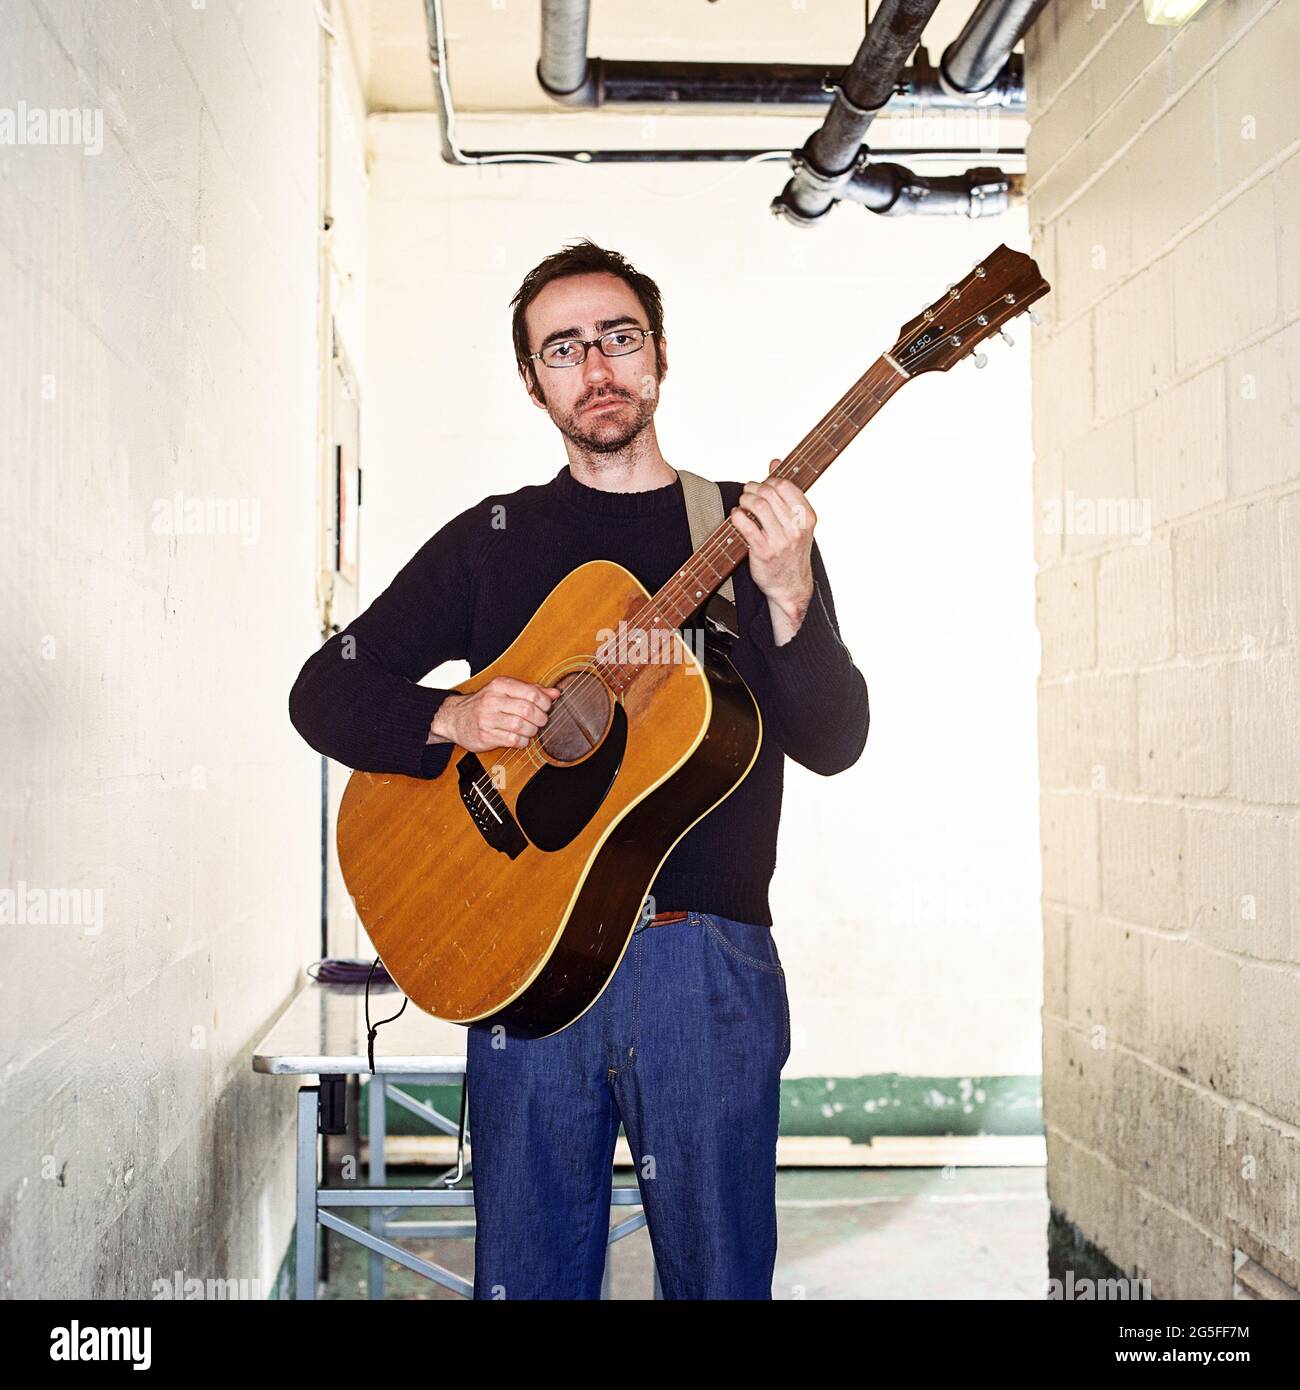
xmin=889 ymin=245 xmax=1050 ymax=376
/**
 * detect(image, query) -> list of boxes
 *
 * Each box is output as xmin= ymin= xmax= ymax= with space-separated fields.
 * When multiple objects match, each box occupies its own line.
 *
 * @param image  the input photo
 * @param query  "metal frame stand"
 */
xmin=294 ymin=1073 xmax=661 ymax=1300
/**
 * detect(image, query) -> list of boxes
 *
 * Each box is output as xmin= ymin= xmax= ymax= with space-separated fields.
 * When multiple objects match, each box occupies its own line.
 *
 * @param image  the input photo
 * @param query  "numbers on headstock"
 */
xmin=890 ymin=245 xmax=1051 ymax=376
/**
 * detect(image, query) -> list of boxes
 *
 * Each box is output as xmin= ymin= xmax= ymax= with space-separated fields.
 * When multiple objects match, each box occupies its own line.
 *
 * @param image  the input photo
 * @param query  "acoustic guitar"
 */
xmin=336 ymin=244 xmax=1049 ymax=1038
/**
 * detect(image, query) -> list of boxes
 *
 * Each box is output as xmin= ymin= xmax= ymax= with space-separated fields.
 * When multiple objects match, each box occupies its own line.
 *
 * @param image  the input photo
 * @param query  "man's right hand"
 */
xmin=427 ymin=676 xmax=563 ymax=753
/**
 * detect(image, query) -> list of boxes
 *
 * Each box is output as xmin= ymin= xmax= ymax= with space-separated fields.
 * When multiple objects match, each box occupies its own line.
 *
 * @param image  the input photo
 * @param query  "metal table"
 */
xmin=253 ymin=976 xmax=658 ymax=1299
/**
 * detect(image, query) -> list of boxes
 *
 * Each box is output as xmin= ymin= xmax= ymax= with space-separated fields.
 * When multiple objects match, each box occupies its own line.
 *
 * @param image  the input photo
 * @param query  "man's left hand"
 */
xmin=729 ymin=461 xmax=817 ymax=626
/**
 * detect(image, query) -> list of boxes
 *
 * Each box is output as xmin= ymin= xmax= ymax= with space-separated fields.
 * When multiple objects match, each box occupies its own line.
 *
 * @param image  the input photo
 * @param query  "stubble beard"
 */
xmin=537 ymin=368 xmax=663 ymax=457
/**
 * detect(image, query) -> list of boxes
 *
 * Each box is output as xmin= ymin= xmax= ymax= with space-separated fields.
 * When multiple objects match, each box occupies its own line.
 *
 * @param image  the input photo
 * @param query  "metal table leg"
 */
xmin=296 ymin=1085 xmax=319 ymax=1300
xmin=368 ymin=1073 xmax=387 ymax=1299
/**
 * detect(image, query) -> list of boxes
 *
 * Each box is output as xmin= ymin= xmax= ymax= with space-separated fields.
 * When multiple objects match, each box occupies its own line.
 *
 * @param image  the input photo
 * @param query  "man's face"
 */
xmin=521 ymin=271 xmax=666 ymax=454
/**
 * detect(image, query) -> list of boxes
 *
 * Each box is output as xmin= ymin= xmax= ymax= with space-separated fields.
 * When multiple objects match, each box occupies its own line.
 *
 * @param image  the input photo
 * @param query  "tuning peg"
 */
xmin=972 ymin=352 xmax=988 ymax=369
xmin=1028 ymin=309 xmax=1042 ymax=326
xmin=999 ymin=329 xmax=1015 ymax=347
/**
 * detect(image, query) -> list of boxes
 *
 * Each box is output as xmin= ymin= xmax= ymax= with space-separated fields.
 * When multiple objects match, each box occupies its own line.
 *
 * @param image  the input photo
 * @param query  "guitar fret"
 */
xmin=609 ymin=351 xmax=910 ymax=699
xmin=814 ymin=421 xmax=842 ymax=453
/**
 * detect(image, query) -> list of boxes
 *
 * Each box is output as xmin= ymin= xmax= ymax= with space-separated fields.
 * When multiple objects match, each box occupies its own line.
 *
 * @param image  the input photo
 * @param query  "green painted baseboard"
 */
xmin=783 ymin=1074 xmax=1042 ymax=1138
xmin=358 ymin=1074 xmax=1044 ymax=1141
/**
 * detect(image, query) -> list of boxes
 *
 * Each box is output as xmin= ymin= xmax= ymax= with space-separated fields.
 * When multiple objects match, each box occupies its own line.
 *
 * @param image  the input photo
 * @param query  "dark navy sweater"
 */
xmin=287 ymin=465 xmax=870 ymax=925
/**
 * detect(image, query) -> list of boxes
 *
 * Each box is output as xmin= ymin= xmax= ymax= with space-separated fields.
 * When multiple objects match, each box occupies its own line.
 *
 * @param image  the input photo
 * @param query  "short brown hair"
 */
xmin=510 ymin=239 xmax=665 ymax=396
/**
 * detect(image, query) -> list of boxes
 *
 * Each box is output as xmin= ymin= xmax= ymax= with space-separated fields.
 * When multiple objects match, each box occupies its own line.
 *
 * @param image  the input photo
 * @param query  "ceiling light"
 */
xmin=1143 ymin=0 xmax=1213 ymax=25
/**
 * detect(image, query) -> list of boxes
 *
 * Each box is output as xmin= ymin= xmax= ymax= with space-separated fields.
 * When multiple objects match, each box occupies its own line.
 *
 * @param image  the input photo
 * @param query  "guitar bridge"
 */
xmin=456 ymin=753 xmax=528 ymax=858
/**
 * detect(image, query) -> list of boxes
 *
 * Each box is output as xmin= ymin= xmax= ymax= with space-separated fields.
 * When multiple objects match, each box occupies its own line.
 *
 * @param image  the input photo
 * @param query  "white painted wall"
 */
xmin=0 ymin=0 xmax=362 ymax=1297
xmin=363 ymin=114 xmax=1041 ymax=1083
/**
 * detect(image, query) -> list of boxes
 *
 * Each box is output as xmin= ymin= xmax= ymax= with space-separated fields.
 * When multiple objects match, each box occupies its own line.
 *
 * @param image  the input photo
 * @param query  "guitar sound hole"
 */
xmin=537 ymin=670 xmax=613 ymax=765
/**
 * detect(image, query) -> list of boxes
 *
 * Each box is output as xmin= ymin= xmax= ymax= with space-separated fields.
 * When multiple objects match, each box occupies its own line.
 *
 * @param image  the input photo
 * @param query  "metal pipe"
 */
xmin=537 ymin=56 xmax=1025 ymax=112
xmin=535 ymin=0 xmax=1023 ymax=111
xmin=537 ymin=0 xmax=592 ymax=100
xmin=940 ymin=0 xmax=1049 ymax=97
xmin=600 ymin=60 xmax=836 ymax=107
xmin=905 ymin=45 xmax=1024 ymax=109
xmin=842 ymin=162 xmax=1020 ymax=217
xmin=539 ymin=55 xmax=1028 ymax=111
xmin=425 ymin=0 xmax=1028 ymax=228
xmin=774 ymin=0 xmax=943 ymax=224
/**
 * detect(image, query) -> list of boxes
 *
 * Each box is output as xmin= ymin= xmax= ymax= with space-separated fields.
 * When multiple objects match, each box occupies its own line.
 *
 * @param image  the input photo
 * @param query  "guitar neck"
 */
xmin=651 ymin=353 xmax=909 ymax=629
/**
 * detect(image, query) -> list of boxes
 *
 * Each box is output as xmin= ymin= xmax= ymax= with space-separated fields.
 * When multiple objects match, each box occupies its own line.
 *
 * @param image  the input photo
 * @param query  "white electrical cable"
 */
xmin=427 ymin=0 xmax=793 ymax=201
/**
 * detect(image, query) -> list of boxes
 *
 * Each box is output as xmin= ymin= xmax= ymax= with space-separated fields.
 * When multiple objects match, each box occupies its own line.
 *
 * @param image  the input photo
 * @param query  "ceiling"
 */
xmin=339 ymin=0 xmax=1026 ymax=160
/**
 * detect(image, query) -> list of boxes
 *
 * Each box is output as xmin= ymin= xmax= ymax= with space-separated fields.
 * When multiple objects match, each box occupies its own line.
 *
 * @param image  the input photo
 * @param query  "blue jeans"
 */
xmin=465 ymin=909 xmax=791 ymax=1300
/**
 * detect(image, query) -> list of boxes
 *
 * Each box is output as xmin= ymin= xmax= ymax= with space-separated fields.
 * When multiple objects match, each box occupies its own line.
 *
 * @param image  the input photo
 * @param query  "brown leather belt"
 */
xmin=645 ymin=909 xmax=689 ymax=926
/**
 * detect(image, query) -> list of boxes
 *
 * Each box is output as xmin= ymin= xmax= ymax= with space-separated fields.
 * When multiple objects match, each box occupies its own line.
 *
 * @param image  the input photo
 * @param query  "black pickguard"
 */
xmin=513 ymin=700 xmax=629 ymax=852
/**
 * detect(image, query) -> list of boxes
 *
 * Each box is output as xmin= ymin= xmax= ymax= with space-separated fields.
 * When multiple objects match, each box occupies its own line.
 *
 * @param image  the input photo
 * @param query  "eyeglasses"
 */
xmin=526 ymin=327 xmax=657 ymax=369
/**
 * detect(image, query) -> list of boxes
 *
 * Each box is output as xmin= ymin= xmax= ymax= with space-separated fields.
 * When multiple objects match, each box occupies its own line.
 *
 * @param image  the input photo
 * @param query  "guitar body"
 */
xmin=336 ymin=560 xmax=762 ymax=1039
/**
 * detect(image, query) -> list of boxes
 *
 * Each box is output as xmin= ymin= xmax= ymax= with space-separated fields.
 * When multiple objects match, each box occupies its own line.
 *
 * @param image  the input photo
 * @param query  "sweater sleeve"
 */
xmin=734 ymin=536 xmax=870 ymax=776
xmin=287 ymin=507 xmax=481 ymax=780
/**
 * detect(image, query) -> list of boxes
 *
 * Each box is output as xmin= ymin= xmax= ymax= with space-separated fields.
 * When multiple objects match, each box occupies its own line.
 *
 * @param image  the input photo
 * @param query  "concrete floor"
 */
xmin=312 ymin=1165 xmax=1049 ymax=1300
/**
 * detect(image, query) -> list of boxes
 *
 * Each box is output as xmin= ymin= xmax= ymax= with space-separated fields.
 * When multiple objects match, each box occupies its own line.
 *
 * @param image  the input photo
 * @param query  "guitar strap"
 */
xmin=676 ymin=468 xmax=739 ymax=644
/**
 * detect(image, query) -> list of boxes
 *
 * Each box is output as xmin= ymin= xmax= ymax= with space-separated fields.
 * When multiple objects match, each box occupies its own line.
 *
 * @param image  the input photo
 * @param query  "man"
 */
xmin=288 ymin=239 xmax=869 ymax=1300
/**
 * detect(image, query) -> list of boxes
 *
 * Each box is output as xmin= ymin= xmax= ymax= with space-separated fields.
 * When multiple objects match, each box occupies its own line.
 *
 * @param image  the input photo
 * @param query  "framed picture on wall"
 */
xmin=331 ymin=330 xmax=361 ymax=587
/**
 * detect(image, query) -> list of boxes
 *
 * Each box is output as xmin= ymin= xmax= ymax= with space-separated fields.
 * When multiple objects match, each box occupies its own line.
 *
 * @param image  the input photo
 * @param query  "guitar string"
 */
xmin=465 ymin=291 xmax=1033 ymax=797
xmin=465 ymin=359 xmax=897 ymax=792
xmin=459 ymin=360 xmax=894 ymax=796
xmin=467 ymin=305 xmax=1005 ymax=795
xmin=612 ymin=289 xmax=1034 ymax=657
xmin=471 ymin=293 xmax=1028 ymax=794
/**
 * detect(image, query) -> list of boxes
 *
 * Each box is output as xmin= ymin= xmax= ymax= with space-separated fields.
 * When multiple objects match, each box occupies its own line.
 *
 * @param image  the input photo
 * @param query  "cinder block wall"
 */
xmin=1027 ymin=0 xmax=1299 ymax=1297
xmin=0 ymin=3 xmax=328 ymax=1296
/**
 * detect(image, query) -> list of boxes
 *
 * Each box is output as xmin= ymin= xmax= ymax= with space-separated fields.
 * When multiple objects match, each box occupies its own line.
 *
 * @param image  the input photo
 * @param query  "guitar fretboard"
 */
xmin=598 ymin=354 xmax=909 ymax=694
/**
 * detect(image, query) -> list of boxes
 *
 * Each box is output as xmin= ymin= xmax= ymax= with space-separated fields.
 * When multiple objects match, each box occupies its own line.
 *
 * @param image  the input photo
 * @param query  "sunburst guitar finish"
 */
xmin=336 ymin=560 xmax=762 ymax=1039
